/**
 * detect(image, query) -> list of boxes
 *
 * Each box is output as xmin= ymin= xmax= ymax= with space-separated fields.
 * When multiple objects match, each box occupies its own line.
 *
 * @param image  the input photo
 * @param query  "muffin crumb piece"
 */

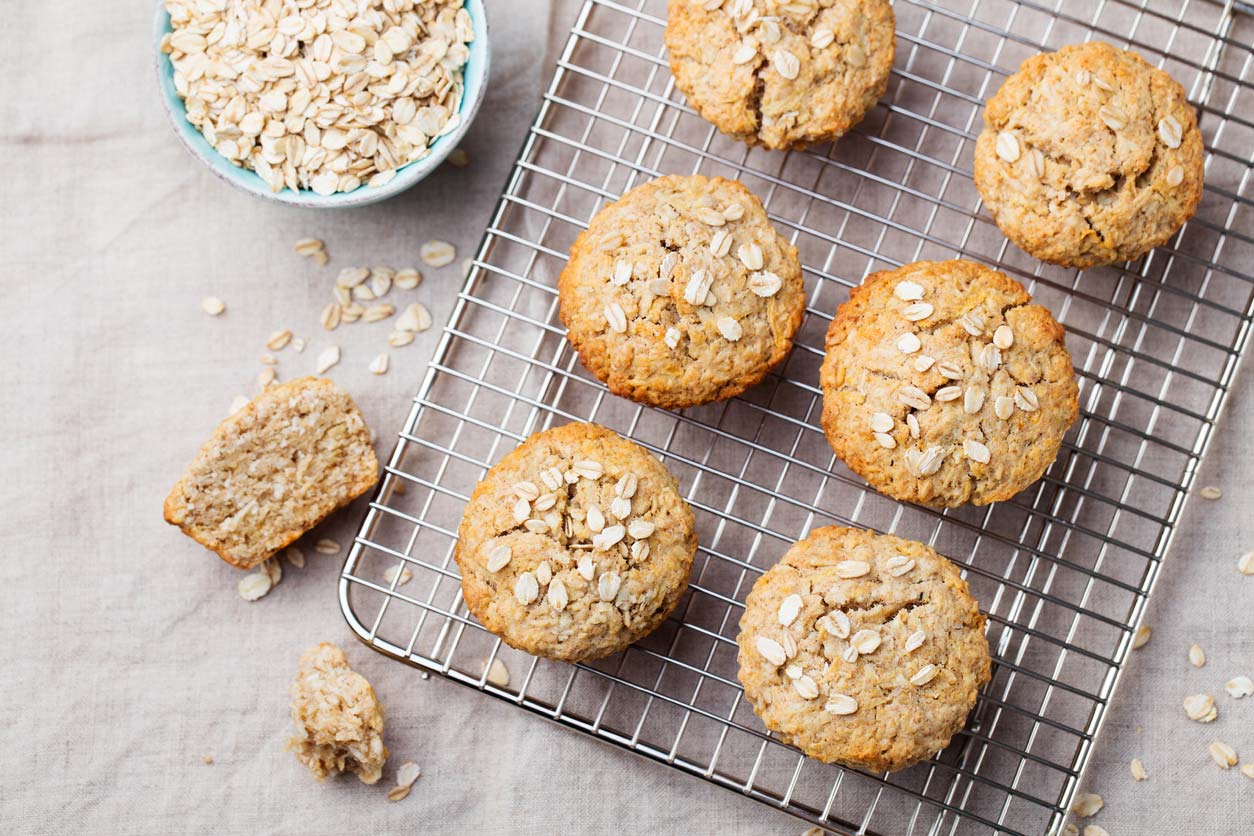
xmin=286 ymin=643 xmax=388 ymax=784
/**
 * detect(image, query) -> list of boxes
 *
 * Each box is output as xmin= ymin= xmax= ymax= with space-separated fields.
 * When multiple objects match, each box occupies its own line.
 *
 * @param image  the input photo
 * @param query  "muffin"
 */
xmin=974 ymin=41 xmax=1204 ymax=268
xmin=163 ymin=377 xmax=378 ymax=568
xmin=559 ymin=174 xmax=805 ymax=409
xmin=737 ymin=526 xmax=991 ymax=771
xmin=666 ymin=0 xmax=895 ymax=149
xmin=819 ymin=260 xmax=1078 ymax=507
xmin=455 ymin=422 xmax=697 ymax=661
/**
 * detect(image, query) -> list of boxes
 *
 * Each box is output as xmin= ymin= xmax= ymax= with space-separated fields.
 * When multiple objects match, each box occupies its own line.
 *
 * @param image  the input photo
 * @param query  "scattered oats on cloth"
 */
xmin=286 ymin=643 xmax=389 ymax=784
xmin=161 ymin=0 xmax=475 ymax=195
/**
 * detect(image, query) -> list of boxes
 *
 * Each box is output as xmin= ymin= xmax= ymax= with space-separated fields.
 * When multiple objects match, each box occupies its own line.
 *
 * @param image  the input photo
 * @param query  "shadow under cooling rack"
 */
xmin=341 ymin=1 xmax=1254 ymax=834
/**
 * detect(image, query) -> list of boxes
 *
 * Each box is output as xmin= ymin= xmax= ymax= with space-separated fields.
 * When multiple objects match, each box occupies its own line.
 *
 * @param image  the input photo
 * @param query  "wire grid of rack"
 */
xmin=340 ymin=1 xmax=1254 ymax=833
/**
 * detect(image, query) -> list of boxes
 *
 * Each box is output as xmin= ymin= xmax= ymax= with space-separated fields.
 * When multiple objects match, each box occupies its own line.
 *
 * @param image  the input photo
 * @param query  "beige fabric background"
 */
xmin=2 ymin=1 xmax=1251 ymax=833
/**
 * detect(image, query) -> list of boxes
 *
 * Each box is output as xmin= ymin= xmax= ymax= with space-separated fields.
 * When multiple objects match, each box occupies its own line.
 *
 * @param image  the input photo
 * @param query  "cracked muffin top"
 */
xmin=558 ymin=174 xmax=805 ymax=409
xmin=820 ymin=260 xmax=1078 ymax=508
xmin=665 ymin=0 xmax=895 ymax=150
xmin=455 ymin=422 xmax=697 ymax=662
xmin=974 ymin=41 xmax=1205 ymax=268
xmin=737 ymin=526 xmax=991 ymax=771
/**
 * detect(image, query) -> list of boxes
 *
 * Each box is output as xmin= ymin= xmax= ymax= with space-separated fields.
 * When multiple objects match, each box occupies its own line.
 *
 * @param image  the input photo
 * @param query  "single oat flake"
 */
xmin=396 ymin=761 xmax=422 ymax=789
xmin=396 ymin=303 xmax=433 ymax=333
xmin=1224 ymin=675 xmax=1253 ymax=698
xmin=486 ymin=657 xmax=510 ymax=687
xmin=266 ymin=329 xmax=293 ymax=350
xmin=420 ymin=240 xmax=457 ymax=268
xmin=756 ymin=636 xmax=787 ymax=666
xmin=1208 ymin=740 xmax=1238 ymax=769
xmin=1070 ymin=792 xmax=1103 ymax=818
xmin=394 ymin=269 xmax=423 ymax=290
xmin=315 ymin=345 xmax=341 ymax=374
xmin=1237 ymin=551 xmax=1254 ymax=575
xmin=262 ymin=558 xmax=282 ymax=587
xmin=1130 ymin=758 xmax=1148 ymax=781
xmin=294 ymin=238 xmax=325 ymax=256
xmin=384 ymin=564 xmax=412 ymax=587
xmin=1183 ymin=692 xmax=1218 ymax=723
xmin=320 ymin=303 xmax=342 ymax=331
xmin=995 ymin=131 xmax=1020 ymax=162
xmin=238 ymin=571 xmax=272 ymax=601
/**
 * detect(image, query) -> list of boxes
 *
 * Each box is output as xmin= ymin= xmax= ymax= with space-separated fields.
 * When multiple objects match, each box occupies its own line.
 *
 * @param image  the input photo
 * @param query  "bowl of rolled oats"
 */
xmin=156 ymin=0 xmax=488 ymax=207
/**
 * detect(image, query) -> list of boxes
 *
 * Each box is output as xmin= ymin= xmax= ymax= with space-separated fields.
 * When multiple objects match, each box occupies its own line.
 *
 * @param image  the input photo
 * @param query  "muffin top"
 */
xmin=455 ymin=422 xmax=697 ymax=662
xmin=559 ymin=174 xmax=805 ymax=409
xmin=737 ymin=526 xmax=991 ymax=771
xmin=666 ymin=0 xmax=896 ymax=149
xmin=974 ymin=41 xmax=1204 ymax=268
xmin=820 ymin=260 xmax=1078 ymax=507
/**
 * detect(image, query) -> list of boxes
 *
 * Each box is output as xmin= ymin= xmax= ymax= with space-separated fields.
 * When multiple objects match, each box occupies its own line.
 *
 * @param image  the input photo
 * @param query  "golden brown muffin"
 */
xmin=455 ymin=422 xmax=697 ymax=661
xmin=163 ymin=377 xmax=378 ymax=568
xmin=559 ymin=174 xmax=805 ymax=409
xmin=819 ymin=260 xmax=1078 ymax=507
xmin=974 ymin=41 xmax=1204 ymax=268
xmin=666 ymin=0 xmax=895 ymax=150
xmin=737 ymin=526 xmax=990 ymax=771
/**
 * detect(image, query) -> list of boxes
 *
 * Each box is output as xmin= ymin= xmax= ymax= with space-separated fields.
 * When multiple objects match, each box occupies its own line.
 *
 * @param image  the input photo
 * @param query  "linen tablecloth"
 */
xmin=3 ymin=1 xmax=1250 ymax=832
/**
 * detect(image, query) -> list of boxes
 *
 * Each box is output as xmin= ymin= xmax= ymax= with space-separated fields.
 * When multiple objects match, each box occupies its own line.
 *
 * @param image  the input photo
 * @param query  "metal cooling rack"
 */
xmin=340 ymin=1 xmax=1254 ymax=833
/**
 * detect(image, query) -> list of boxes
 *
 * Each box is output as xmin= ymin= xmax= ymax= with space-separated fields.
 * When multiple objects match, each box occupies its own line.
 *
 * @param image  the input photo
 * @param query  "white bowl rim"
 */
xmin=153 ymin=0 xmax=491 ymax=208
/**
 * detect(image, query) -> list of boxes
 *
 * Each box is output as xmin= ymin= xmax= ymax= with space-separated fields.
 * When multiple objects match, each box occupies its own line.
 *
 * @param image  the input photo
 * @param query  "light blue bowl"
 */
xmin=154 ymin=1 xmax=490 ymax=208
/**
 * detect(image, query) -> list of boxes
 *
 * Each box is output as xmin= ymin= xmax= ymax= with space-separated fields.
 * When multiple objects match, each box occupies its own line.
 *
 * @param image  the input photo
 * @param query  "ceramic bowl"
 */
xmin=154 ymin=1 xmax=489 ymax=208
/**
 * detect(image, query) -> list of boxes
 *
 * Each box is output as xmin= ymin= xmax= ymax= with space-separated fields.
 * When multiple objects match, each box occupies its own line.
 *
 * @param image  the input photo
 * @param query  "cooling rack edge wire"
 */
xmin=340 ymin=1 xmax=1254 ymax=834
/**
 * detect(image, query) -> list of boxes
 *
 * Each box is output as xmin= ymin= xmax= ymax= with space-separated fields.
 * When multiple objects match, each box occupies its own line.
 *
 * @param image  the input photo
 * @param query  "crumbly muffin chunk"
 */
xmin=737 ymin=527 xmax=990 ymax=771
xmin=974 ymin=41 xmax=1204 ymax=268
xmin=820 ymin=260 xmax=1078 ymax=507
xmin=559 ymin=175 xmax=805 ymax=409
xmin=455 ymin=423 xmax=697 ymax=661
xmin=164 ymin=377 xmax=378 ymax=568
xmin=666 ymin=0 xmax=895 ymax=150
xmin=286 ymin=643 xmax=389 ymax=784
